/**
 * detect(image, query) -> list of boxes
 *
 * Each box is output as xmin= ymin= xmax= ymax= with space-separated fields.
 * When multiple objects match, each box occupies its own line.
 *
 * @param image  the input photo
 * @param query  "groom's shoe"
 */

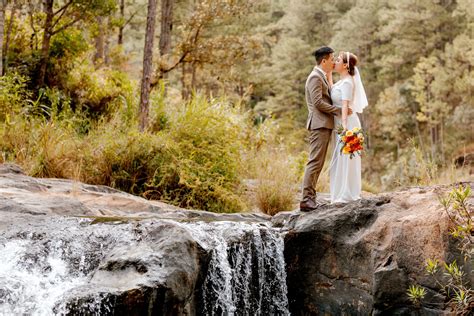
xmin=299 ymin=200 xmax=318 ymax=212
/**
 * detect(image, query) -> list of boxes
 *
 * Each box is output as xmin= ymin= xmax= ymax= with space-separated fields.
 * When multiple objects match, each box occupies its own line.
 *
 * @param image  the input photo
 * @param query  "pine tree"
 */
xmin=138 ymin=0 xmax=157 ymax=131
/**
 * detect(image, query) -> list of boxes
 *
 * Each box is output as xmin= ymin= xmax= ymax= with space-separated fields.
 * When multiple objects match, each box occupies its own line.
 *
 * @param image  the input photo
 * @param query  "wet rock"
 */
xmin=57 ymin=222 xmax=210 ymax=315
xmin=0 ymin=165 xmax=288 ymax=315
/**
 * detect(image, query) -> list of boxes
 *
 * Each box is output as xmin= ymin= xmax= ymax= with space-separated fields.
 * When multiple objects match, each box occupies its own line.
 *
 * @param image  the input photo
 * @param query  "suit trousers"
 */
xmin=301 ymin=128 xmax=332 ymax=202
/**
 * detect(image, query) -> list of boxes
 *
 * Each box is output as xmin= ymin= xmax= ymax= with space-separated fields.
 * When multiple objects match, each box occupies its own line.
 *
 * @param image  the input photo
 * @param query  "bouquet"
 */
xmin=335 ymin=125 xmax=365 ymax=159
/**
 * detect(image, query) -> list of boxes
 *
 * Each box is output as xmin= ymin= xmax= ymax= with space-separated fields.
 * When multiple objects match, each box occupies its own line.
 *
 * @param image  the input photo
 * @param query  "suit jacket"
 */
xmin=305 ymin=67 xmax=341 ymax=130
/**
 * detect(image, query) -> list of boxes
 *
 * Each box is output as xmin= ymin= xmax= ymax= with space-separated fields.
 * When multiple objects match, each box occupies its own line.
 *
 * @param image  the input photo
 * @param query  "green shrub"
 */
xmin=148 ymin=82 xmax=169 ymax=132
xmin=63 ymin=60 xmax=134 ymax=115
xmin=145 ymin=96 xmax=247 ymax=213
xmin=1 ymin=75 xmax=250 ymax=212
xmin=50 ymin=28 xmax=89 ymax=60
xmin=0 ymin=73 xmax=31 ymax=122
xmin=80 ymin=126 xmax=170 ymax=196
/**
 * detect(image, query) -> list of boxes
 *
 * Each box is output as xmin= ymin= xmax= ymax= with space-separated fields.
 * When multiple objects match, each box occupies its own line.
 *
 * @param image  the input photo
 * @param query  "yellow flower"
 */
xmin=345 ymin=130 xmax=353 ymax=137
xmin=357 ymin=134 xmax=364 ymax=140
xmin=353 ymin=127 xmax=361 ymax=132
xmin=342 ymin=146 xmax=351 ymax=154
xmin=341 ymin=136 xmax=347 ymax=142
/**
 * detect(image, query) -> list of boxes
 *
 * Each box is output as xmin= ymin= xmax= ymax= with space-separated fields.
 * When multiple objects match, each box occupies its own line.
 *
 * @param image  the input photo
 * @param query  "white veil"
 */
xmin=351 ymin=66 xmax=368 ymax=113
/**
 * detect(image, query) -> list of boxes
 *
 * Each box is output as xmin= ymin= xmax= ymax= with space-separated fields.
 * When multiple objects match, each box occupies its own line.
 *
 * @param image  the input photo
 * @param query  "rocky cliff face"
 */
xmin=0 ymin=164 xmax=289 ymax=315
xmin=276 ymin=185 xmax=473 ymax=315
xmin=0 ymin=163 xmax=472 ymax=315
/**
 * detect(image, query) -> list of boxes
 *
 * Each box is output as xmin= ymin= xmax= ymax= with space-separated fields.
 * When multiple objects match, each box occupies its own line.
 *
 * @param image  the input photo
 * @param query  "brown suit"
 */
xmin=301 ymin=67 xmax=341 ymax=204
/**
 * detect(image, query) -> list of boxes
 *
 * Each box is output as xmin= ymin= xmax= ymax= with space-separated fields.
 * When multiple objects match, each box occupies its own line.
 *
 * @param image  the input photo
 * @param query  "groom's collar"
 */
xmin=315 ymin=66 xmax=328 ymax=79
xmin=314 ymin=66 xmax=329 ymax=86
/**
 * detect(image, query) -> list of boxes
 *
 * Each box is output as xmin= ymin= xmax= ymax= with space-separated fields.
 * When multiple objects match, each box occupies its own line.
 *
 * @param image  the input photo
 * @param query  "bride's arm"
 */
xmin=342 ymin=100 xmax=349 ymax=130
xmin=341 ymin=80 xmax=354 ymax=129
xmin=327 ymin=72 xmax=333 ymax=89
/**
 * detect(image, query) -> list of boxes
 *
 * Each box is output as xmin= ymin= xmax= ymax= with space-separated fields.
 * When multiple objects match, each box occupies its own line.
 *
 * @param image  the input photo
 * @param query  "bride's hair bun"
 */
xmin=342 ymin=52 xmax=358 ymax=76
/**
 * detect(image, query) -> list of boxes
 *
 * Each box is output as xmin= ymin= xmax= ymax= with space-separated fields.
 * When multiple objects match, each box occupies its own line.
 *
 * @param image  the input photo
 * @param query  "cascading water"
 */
xmin=0 ymin=217 xmax=135 ymax=315
xmin=185 ymin=222 xmax=289 ymax=316
xmin=0 ymin=216 xmax=289 ymax=315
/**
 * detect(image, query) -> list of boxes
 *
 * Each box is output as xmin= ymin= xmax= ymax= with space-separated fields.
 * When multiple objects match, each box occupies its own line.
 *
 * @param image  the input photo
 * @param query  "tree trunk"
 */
xmin=440 ymin=121 xmax=445 ymax=164
xmin=28 ymin=2 xmax=40 ymax=51
xmin=94 ymin=16 xmax=105 ymax=66
xmin=181 ymin=62 xmax=187 ymax=99
xmin=158 ymin=0 xmax=173 ymax=79
xmin=430 ymin=125 xmax=437 ymax=162
xmin=0 ymin=0 xmax=6 ymax=76
xmin=138 ymin=0 xmax=158 ymax=132
xmin=159 ymin=0 xmax=173 ymax=55
xmin=3 ymin=0 xmax=17 ymax=75
xmin=104 ymin=18 xmax=110 ymax=65
xmin=37 ymin=0 xmax=54 ymax=87
xmin=118 ymin=0 xmax=124 ymax=45
xmin=191 ymin=61 xmax=196 ymax=91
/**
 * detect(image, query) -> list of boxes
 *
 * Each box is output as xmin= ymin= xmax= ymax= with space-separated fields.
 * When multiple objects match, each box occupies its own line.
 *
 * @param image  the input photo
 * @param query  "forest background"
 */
xmin=0 ymin=0 xmax=472 ymax=214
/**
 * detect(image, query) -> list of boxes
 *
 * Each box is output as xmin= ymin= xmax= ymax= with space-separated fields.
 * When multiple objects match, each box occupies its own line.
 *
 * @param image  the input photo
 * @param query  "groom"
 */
xmin=300 ymin=46 xmax=351 ymax=212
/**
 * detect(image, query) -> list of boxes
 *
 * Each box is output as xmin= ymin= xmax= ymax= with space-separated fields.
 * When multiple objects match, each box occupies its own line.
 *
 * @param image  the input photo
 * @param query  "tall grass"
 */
xmin=0 ymin=74 xmax=249 ymax=212
xmin=381 ymin=139 xmax=473 ymax=189
xmin=252 ymin=149 xmax=299 ymax=215
xmin=240 ymin=119 xmax=303 ymax=215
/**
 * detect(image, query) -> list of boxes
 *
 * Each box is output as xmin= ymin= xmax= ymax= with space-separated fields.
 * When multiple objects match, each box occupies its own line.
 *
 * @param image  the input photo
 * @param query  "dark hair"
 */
xmin=341 ymin=51 xmax=358 ymax=76
xmin=313 ymin=46 xmax=334 ymax=65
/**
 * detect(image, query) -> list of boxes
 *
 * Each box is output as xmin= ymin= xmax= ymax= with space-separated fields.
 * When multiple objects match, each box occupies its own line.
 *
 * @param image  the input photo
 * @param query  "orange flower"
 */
xmin=346 ymin=135 xmax=355 ymax=141
xmin=349 ymin=138 xmax=359 ymax=145
xmin=338 ymin=126 xmax=365 ymax=157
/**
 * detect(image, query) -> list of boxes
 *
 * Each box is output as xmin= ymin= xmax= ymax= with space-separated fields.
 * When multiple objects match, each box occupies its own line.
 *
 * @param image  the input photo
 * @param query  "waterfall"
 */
xmin=0 ymin=217 xmax=289 ymax=315
xmin=0 ymin=217 xmax=134 ymax=315
xmin=183 ymin=222 xmax=290 ymax=316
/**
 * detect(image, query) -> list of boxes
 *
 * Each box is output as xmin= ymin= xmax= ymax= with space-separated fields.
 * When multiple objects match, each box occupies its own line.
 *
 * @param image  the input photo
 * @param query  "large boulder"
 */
xmin=277 ymin=184 xmax=474 ymax=315
xmin=0 ymin=164 xmax=286 ymax=315
xmin=58 ymin=222 xmax=210 ymax=315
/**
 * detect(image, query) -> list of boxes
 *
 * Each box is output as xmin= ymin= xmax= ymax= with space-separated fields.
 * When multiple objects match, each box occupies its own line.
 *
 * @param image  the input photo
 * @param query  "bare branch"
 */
xmin=51 ymin=15 xmax=81 ymax=35
xmin=123 ymin=5 xmax=146 ymax=27
xmin=53 ymin=0 xmax=72 ymax=17
xmin=150 ymin=51 xmax=189 ymax=88
xmin=51 ymin=1 xmax=73 ymax=30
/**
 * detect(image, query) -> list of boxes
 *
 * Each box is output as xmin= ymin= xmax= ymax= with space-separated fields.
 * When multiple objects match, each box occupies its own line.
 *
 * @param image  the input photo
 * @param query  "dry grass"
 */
xmin=0 ymin=94 xmax=250 ymax=213
xmin=252 ymin=150 xmax=299 ymax=216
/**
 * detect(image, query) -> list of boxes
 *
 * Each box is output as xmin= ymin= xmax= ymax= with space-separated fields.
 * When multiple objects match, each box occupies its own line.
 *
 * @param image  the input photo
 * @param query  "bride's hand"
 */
xmin=327 ymin=71 xmax=333 ymax=87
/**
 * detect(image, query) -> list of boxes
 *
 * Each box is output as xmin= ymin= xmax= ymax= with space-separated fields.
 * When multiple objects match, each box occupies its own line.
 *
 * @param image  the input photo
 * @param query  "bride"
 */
xmin=327 ymin=52 xmax=368 ymax=203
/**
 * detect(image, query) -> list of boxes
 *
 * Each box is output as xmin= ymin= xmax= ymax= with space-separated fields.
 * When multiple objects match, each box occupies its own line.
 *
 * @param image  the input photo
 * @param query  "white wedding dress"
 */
xmin=329 ymin=77 xmax=362 ymax=203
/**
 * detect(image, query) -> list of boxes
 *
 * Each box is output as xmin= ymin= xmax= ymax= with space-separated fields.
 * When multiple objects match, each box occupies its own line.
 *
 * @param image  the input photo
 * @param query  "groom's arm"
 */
xmin=309 ymin=76 xmax=341 ymax=116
